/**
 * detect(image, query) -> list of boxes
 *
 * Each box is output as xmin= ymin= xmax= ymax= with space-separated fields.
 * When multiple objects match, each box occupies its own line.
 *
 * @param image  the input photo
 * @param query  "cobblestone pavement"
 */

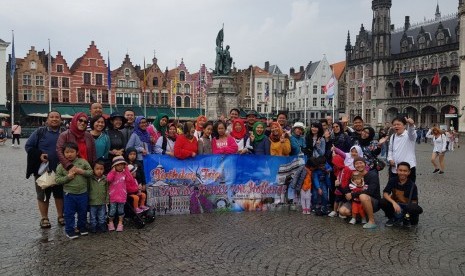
xmin=0 ymin=139 xmax=464 ymax=276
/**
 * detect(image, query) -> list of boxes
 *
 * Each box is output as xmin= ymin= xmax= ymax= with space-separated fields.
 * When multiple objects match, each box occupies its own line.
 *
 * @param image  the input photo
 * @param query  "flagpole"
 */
xmin=10 ymin=30 xmax=15 ymax=130
xmin=332 ymin=67 xmax=335 ymax=120
xmin=48 ymin=39 xmax=52 ymax=112
xmin=361 ymin=65 xmax=365 ymax=122
xmin=174 ymin=60 xmax=177 ymax=123
xmin=107 ymin=51 xmax=112 ymax=113
xmin=143 ymin=57 xmax=146 ymax=117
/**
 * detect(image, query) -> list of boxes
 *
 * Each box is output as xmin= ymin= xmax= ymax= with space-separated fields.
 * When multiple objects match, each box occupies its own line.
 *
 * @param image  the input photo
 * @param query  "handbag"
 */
xmin=36 ymin=170 xmax=56 ymax=189
xmin=373 ymin=158 xmax=386 ymax=171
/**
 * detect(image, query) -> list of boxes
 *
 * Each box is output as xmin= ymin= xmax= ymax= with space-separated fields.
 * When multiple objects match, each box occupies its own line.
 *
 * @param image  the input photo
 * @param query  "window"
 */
xmin=96 ymin=74 xmax=103 ymax=85
xmin=184 ymin=96 xmax=190 ymax=107
xmin=176 ymin=83 xmax=182 ymax=93
xmin=51 ymin=77 xmax=59 ymax=88
xmin=437 ymin=32 xmax=445 ymax=46
xmin=35 ymin=76 xmax=44 ymax=86
xmin=313 ymin=85 xmax=317 ymax=94
xmin=257 ymin=106 xmax=261 ymax=113
xmin=57 ymin=65 xmax=63 ymax=73
xmin=257 ymin=82 xmax=262 ymax=90
xmin=313 ymin=98 xmax=317 ymax=107
xmin=101 ymin=90 xmax=108 ymax=103
xmin=78 ymin=89 xmax=85 ymax=102
xmin=62 ymin=77 xmax=70 ymax=88
xmin=421 ymin=58 xmax=428 ymax=70
xmin=129 ymin=81 xmax=136 ymax=88
xmin=439 ymin=55 xmax=447 ymax=68
xmin=298 ymin=99 xmax=301 ymax=108
xmin=176 ymin=96 xmax=182 ymax=107
xmin=451 ymin=52 xmax=459 ymax=66
xmin=132 ymin=93 xmax=139 ymax=105
xmin=153 ymin=77 xmax=159 ymax=86
xmin=124 ymin=69 xmax=130 ymax=77
xmin=23 ymin=89 xmax=33 ymax=101
xmin=257 ymin=93 xmax=262 ymax=101
xmin=321 ymin=98 xmax=325 ymax=106
xmin=401 ymin=40 xmax=409 ymax=53
xmin=118 ymin=80 xmax=125 ymax=87
xmin=328 ymin=98 xmax=333 ymax=106
xmin=90 ymin=89 xmax=98 ymax=102
xmin=51 ymin=89 xmax=59 ymax=102
xmin=62 ymin=90 xmax=69 ymax=103
xmin=418 ymin=36 xmax=426 ymax=49
xmin=184 ymin=84 xmax=190 ymax=94
xmin=36 ymin=90 xmax=45 ymax=102
xmin=124 ymin=93 xmax=131 ymax=105
xmin=179 ymin=71 xmax=185 ymax=81
xmin=430 ymin=56 xmax=437 ymax=69
xmin=161 ymin=93 xmax=168 ymax=105
xmin=116 ymin=93 xmax=124 ymax=105
xmin=23 ymin=75 xmax=32 ymax=85
xmin=84 ymin=73 xmax=91 ymax=84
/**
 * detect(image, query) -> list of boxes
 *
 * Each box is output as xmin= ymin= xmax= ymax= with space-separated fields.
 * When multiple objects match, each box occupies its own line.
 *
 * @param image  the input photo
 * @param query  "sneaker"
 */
xmin=98 ymin=224 xmax=107 ymax=233
xmin=79 ymin=228 xmax=89 ymax=236
xmin=338 ymin=214 xmax=347 ymax=219
xmin=363 ymin=222 xmax=377 ymax=229
xmin=108 ymin=222 xmax=115 ymax=231
xmin=349 ymin=218 xmax=356 ymax=225
xmin=385 ymin=218 xmax=396 ymax=227
xmin=403 ymin=219 xmax=411 ymax=228
xmin=116 ymin=224 xmax=124 ymax=232
xmin=135 ymin=207 xmax=144 ymax=214
xmin=361 ymin=218 xmax=367 ymax=224
xmin=140 ymin=205 xmax=150 ymax=211
xmin=438 ymin=171 xmax=444 ymax=174
xmin=433 ymin=169 xmax=440 ymax=173
xmin=66 ymin=232 xmax=79 ymax=240
xmin=328 ymin=211 xmax=337 ymax=217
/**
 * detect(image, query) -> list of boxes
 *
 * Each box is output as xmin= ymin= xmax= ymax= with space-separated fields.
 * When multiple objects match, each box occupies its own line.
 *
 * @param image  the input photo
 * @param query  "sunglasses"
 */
xmin=78 ymin=119 xmax=88 ymax=124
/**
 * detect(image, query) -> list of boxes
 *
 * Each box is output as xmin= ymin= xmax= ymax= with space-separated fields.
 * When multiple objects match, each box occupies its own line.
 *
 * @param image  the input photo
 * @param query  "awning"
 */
xmin=53 ymin=106 xmax=75 ymax=119
xmin=0 ymin=113 xmax=10 ymax=117
xmin=174 ymin=108 xmax=203 ymax=120
xmin=20 ymin=104 xmax=49 ymax=117
xmin=0 ymin=105 xmax=9 ymax=113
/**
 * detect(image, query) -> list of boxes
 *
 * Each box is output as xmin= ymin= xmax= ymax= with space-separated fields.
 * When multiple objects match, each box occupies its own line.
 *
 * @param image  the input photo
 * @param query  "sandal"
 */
xmin=57 ymin=216 xmax=65 ymax=226
xmin=40 ymin=218 xmax=51 ymax=229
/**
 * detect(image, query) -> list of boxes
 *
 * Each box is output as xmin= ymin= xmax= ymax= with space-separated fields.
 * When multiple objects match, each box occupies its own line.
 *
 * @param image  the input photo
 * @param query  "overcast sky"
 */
xmin=0 ymin=0 xmax=458 ymax=74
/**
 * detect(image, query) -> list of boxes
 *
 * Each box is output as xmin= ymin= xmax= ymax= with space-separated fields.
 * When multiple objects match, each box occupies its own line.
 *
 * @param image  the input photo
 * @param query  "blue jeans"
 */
xmin=64 ymin=192 xmax=88 ymax=235
xmin=108 ymin=202 xmax=125 ymax=218
xmin=312 ymin=180 xmax=329 ymax=209
xmin=90 ymin=205 xmax=106 ymax=228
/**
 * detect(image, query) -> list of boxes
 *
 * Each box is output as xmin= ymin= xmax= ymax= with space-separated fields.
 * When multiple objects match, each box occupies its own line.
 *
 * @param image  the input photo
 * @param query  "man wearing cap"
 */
xmin=246 ymin=110 xmax=258 ymax=132
xmin=290 ymin=122 xmax=306 ymax=156
xmin=339 ymin=156 xmax=381 ymax=229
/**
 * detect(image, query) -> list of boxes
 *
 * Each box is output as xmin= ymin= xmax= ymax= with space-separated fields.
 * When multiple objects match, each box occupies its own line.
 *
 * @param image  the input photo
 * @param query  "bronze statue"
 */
xmin=214 ymin=28 xmax=233 ymax=75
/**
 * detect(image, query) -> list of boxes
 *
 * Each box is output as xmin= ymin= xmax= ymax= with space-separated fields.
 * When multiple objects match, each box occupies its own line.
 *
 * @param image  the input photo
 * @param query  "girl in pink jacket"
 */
xmin=212 ymin=121 xmax=238 ymax=154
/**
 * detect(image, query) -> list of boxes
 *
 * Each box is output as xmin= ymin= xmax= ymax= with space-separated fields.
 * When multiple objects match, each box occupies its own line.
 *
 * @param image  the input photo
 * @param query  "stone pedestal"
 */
xmin=206 ymin=76 xmax=238 ymax=120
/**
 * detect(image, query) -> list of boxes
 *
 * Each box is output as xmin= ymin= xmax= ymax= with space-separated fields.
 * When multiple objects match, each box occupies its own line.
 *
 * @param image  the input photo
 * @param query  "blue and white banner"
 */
xmin=144 ymin=154 xmax=304 ymax=215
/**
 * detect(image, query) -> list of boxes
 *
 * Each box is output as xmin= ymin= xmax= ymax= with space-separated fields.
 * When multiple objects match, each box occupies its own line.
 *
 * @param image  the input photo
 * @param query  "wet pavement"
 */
xmin=0 ymin=139 xmax=464 ymax=275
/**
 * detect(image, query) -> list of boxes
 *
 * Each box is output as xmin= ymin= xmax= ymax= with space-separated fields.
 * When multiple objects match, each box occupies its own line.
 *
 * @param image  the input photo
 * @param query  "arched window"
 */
xmin=401 ymin=40 xmax=409 ymax=53
xmin=418 ymin=36 xmax=426 ymax=49
xmin=184 ymin=84 xmax=190 ymax=94
xmin=451 ymin=75 xmax=459 ymax=94
xmin=152 ymin=77 xmax=158 ymax=86
xmin=176 ymin=96 xmax=182 ymax=107
xmin=437 ymin=32 xmax=445 ymax=46
xmin=184 ymin=96 xmax=190 ymax=107
xmin=124 ymin=68 xmax=130 ymax=77
xmin=179 ymin=71 xmax=185 ymax=81
xmin=430 ymin=56 xmax=437 ymax=69
xmin=438 ymin=55 xmax=447 ymax=68
xmin=450 ymin=52 xmax=459 ymax=66
xmin=176 ymin=83 xmax=182 ymax=94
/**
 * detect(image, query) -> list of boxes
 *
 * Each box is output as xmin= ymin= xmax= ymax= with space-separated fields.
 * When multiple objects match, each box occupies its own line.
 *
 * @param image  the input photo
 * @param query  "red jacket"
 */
xmin=332 ymin=155 xmax=352 ymax=195
xmin=174 ymin=135 xmax=198 ymax=159
xmin=56 ymin=130 xmax=97 ymax=170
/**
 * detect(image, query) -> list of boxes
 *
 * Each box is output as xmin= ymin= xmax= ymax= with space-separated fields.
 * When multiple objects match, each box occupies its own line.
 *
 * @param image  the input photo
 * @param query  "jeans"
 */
xmin=108 ymin=202 xmax=125 ymax=218
xmin=12 ymin=134 xmax=20 ymax=145
xmin=90 ymin=205 xmax=106 ymax=228
xmin=64 ymin=192 xmax=88 ymax=235
xmin=312 ymin=180 xmax=329 ymax=210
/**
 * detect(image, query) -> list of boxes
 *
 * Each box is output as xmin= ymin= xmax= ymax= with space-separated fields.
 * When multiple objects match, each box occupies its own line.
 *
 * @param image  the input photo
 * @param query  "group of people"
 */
xmin=23 ymin=102 xmax=425 ymax=239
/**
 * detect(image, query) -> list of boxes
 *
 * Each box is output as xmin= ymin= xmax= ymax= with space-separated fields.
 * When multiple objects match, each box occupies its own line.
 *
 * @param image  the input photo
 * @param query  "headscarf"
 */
xmin=167 ymin=123 xmax=178 ymax=141
xmin=252 ymin=121 xmax=266 ymax=143
xmin=195 ymin=115 xmax=207 ymax=131
xmin=70 ymin=112 xmax=88 ymax=140
xmin=332 ymin=122 xmax=343 ymax=136
xmin=230 ymin=119 xmax=246 ymax=140
xmin=154 ymin=113 xmax=169 ymax=135
xmin=344 ymin=145 xmax=364 ymax=169
xmin=359 ymin=126 xmax=375 ymax=147
xmin=269 ymin=122 xmax=283 ymax=143
xmin=133 ymin=116 xmax=151 ymax=144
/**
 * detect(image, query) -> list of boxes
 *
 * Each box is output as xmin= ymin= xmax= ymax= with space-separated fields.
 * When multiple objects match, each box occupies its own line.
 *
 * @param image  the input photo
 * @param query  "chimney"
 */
xmin=58 ymin=51 xmax=61 ymax=56
xmin=390 ymin=24 xmax=395 ymax=31
xmin=264 ymin=61 xmax=270 ymax=72
xmin=290 ymin=67 xmax=295 ymax=75
xmin=404 ymin=16 xmax=410 ymax=31
xmin=299 ymin=66 xmax=304 ymax=73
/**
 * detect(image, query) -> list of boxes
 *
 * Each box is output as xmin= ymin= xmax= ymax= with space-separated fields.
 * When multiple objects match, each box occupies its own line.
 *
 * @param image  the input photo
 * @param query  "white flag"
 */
xmin=324 ymin=75 xmax=336 ymax=99
xmin=415 ymin=72 xmax=420 ymax=87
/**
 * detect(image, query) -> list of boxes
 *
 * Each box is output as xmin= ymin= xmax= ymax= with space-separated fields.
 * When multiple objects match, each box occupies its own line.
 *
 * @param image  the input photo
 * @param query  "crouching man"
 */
xmin=379 ymin=162 xmax=423 ymax=227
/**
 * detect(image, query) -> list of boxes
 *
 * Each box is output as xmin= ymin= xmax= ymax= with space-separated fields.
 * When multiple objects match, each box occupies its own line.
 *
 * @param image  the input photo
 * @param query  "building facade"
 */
xmin=112 ymin=54 xmax=141 ymax=108
xmin=346 ymin=1 xmax=461 ymax=129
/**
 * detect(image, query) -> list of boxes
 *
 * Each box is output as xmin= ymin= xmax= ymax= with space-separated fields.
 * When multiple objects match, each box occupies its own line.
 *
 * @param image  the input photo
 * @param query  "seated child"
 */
xmin=311 ymin=156 xmax=332 ymax=215
xmin=107 ymin=156 xmax=132 ymax=232
xmin=88 ymin=160 xmax=108 ymax=233
xmin=328 ymin=154 xmax=352 ymax=217
xmin=348 ymin=171 xmax=368 ymax=225
xmin=55 ymin=142 xmax=93 ymax=239
xmin=126 ymin=147 xmax=146 ymax=191
xmin=127 ymin=164 xmax=149 ymax=213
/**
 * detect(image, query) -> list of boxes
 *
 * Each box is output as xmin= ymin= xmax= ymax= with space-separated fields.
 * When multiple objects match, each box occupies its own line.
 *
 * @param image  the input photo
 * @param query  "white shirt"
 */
xmin=387 ymin=125 xmax=417 ymax=173
xmin=426 ymin=129 xmax=447 ymax=153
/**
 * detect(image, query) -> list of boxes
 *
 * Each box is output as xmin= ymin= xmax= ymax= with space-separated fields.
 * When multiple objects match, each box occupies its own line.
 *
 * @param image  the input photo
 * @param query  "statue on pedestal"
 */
xmin=214 ymin=28 xmax=233 ymax=76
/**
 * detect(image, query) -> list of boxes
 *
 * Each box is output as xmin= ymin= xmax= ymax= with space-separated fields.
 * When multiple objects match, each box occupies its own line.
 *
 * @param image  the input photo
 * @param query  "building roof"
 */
xmin=330 ymin=61 xmax=346 ymax=80
xmin=304 ymin=61 xmax=320 ymax=80
xmin=267 ymin=65 xmax=283 ymax=75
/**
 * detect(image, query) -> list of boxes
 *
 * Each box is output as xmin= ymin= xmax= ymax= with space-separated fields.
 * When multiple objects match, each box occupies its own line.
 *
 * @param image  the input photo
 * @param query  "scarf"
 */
xmin=195 ymin=115 xmax=207 ymax=131
xmin=133 ymin=116 xmax=151 ymax=144
xmin=269 ymin=122 xmax=283 ymax=143
xmin=252 ymin=122 xmax=266 ymax=143
xmin=359 ymin=126 xmax=375 ymax=147
xmin=230 ymin=119 xmax=246 ymax=140
xmin=154 ymin=113 xmax=169 ymax=135
xmin=70 ymin=112 xmax=88 ymax=140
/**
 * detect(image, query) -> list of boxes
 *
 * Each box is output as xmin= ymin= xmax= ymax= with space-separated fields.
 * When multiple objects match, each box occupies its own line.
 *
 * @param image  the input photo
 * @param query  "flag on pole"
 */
xmin=415 ymin=71 xmax=422 ymax=95
xmin=432 ymin=70 xmax=440 ymax=86
xmin=323 ymin=74 xmax=336 ymax=99
xmin=10 ymin=32 xmax=15 ymax=78
xmin=265 ymin=82 xmax=270 ymax=102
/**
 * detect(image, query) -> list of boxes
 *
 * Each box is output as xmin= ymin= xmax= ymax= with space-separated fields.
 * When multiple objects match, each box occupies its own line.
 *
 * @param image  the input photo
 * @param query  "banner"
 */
xmin=144 ymin=154 xmax=304 ymax=215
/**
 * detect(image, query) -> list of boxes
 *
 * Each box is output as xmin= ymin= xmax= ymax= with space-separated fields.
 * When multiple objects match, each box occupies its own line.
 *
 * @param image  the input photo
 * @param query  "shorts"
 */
xmin=341 ymin=196 xmax=379 ymax=213
xmin=35 ymin=176 xmax=64 ymax=202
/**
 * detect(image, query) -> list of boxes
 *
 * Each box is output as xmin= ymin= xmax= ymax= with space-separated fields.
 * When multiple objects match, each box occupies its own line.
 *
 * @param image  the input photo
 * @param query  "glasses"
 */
xmin=78 ymin=119 xmax=88 ymax=124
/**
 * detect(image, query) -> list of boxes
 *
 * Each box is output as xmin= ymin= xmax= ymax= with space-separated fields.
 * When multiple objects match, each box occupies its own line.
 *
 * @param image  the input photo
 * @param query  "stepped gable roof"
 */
xmin=391 ymin=15 xmax=458 ymax=54
xmin=330 ymin=61 xmax=346 ymax=80
xmin=303 ymin=61 xmax=320 ymax=80
xmin=70 ymin=41 xmax=106 ymax=73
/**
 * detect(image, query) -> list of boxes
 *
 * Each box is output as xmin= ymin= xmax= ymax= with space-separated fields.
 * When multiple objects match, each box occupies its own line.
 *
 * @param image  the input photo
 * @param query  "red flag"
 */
xmin=432 ymin=71 xmax=440 ymax=86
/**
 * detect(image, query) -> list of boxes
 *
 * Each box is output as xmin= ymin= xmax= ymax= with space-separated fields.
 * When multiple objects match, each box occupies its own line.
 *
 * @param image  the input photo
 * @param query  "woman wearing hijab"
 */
xmin=358 ymin=126 xmax=382 ymax=171
xmin=212 ymin=120 xmax=238 ymax=154
xmin=269 ymin=122 xmax=291 ymax=156
xmin=56 ymin=112 xmax=97 ymax=169
xmin=230 ymin=119 xmax=251 ymax=154
xmin=174 ymin=121 xmax=198 ymax=159
xmin=126 ymin=116 xmax=153 ymax=162
xmin=250 ymin=122 xmax=270 ymax=155
xmin=155 ymin=123 xmax=178 ymax=156
xmin=328 ymin=122 xmax=352 ymax=153
xmin=193 ymin=115 xmax=208 ymax=140
xmin=148 ymin=113 xmax=169 ymax=143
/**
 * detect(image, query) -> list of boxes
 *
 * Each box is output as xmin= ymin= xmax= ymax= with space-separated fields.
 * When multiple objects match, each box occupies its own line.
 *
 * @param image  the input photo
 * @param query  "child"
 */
xmin=88 ymin=160 xmax=108 ymax=233
xmin=126 ymin=147 xmax=146 ymax=191
xmin=332 ymin=145 xmax=363 ymax=170
xmin=55 ymin=142 xmax=93 ymax=239
xmin=107 ymin=155 xmax=132 ymax=232
xmin=348 ymin=171 xmax=368 ymax=225
xmin=311 ymin=156 xmax=332 ymax=215
xmin=197 ymin=121 xmax=213 ymax=155
xmin=300 ymin=158 xmax=317 ymax=215
xmin=127 ymin=164 xmax=149 ymax=213
xmin=328 ymin=154 xmax=352 ymax=218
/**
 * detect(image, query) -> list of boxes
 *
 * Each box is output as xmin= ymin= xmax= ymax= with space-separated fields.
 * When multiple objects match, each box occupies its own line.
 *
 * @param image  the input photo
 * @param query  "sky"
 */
xmin=0 ymin=0 xmax=458 ymax=74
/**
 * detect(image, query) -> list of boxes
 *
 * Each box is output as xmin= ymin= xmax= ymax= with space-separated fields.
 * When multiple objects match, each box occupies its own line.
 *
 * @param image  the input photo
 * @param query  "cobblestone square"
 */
xmin=0 ymin=140 xmax=464 ymax=275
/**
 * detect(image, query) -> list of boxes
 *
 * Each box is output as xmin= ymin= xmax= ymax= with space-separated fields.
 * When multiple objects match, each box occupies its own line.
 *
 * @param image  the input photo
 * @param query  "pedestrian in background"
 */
xmin=426 ymin=126 xmax=447 ymax=174
xmin=11 ymin=121 xmax=21 ymax=147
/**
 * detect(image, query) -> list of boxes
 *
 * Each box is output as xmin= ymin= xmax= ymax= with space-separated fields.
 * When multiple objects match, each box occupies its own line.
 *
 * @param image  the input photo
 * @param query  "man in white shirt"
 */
xmin=387 ymin=117 xmax=417 ymax=182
